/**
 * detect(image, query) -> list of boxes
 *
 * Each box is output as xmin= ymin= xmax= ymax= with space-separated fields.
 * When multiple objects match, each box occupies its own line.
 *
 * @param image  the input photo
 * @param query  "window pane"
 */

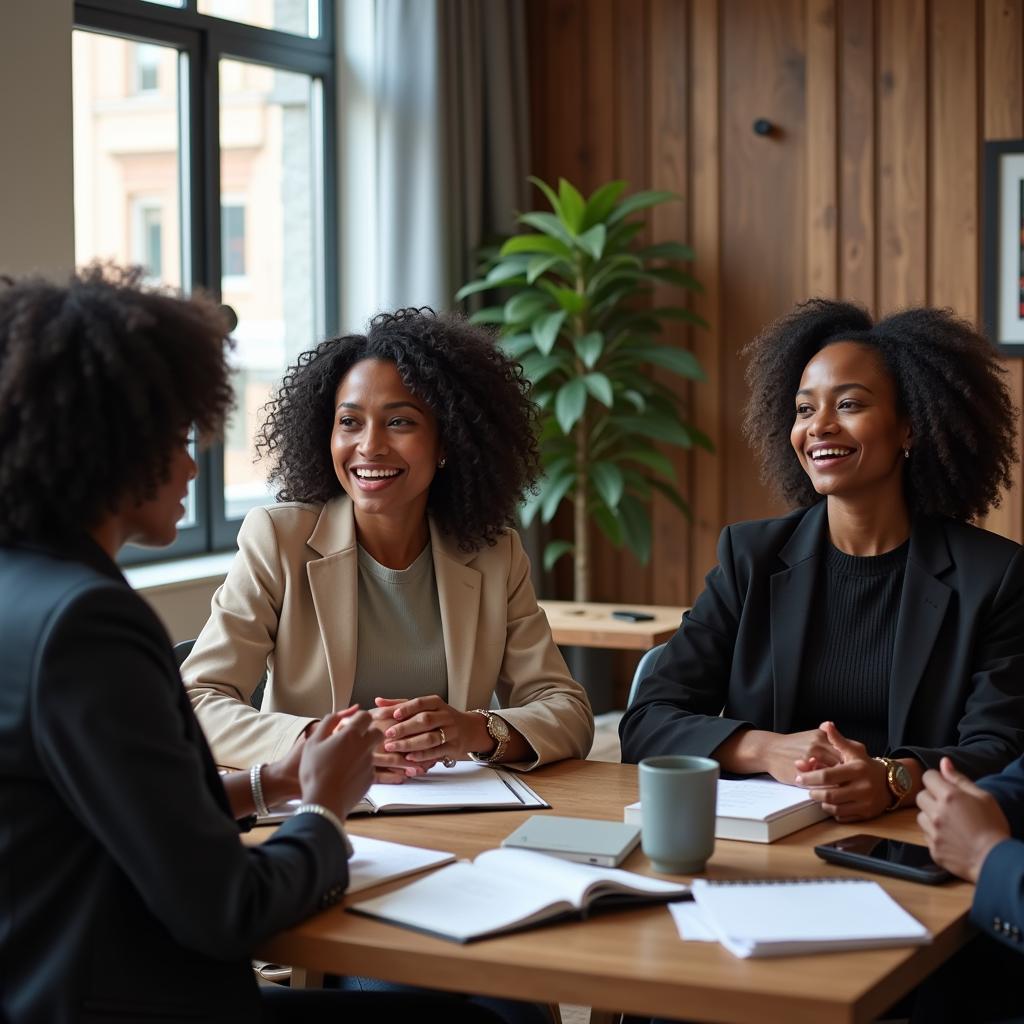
xmin=220 ymin=60 xmax=322 ymax=520
xmin=199 ymin=0 xmax=317 ymax=38
xmin=72 ymin=31 xmax=183 ymax=290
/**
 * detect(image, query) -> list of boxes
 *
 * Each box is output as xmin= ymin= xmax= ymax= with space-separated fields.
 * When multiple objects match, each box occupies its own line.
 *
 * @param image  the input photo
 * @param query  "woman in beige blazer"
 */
xmin=183 ymin=308 xmax=593 ymax=778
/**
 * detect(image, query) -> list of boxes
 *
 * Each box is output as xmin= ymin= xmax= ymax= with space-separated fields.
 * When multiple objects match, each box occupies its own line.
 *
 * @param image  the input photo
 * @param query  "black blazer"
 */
xmin=0 ymin=539 xmax=349 ymax=1024
xmin=976 ymin=757 xmax=1024 ymax=951
xmin=620 ymin=502 xmax=1024 ymax=777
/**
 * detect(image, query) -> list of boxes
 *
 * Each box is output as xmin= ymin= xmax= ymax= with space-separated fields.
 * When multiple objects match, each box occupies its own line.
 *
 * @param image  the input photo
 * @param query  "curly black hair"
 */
xmin=742 ymin=298 xmax=1018 ymax=521
xmin=0 ymin=264 xmax=233 ymax=545
xmin=257 ymin=308 xmax=540 ymax=550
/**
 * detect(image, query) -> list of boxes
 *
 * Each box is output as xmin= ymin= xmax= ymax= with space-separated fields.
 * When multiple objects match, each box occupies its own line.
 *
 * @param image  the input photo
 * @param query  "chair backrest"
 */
xmin=172 ymin=638 xmax=265 ymax=711
xmin=627 ymin=642 xmax=667 ymax=709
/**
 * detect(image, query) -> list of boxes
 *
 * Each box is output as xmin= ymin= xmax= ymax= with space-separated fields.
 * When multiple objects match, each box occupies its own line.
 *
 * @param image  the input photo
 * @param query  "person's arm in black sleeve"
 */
xmin=891 ymin=548 xmax=1024 ymax=779
xmin=619 ymin=525 xmax=753 ymax=762
xmin=31 ymin=583 xmax=349 ymax=961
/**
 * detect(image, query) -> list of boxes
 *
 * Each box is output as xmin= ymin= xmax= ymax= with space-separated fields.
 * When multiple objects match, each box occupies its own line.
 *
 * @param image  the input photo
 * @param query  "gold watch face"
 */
xmin=488 ymin=713 xmax=510 ymax=742
xmin=891 ymin=762 xmax=913 ymax=796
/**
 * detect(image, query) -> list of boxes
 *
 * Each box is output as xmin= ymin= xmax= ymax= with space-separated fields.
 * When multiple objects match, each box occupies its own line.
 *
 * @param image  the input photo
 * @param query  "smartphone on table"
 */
xmin=814 ymin=834 xmax=952 ymax=885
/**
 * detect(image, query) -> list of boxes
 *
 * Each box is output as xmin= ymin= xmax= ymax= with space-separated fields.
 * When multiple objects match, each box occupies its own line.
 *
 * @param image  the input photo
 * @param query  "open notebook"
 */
xmin=259 ymin=762 xmax=547 ymax=824
xmin=671 ymin=878 xmax=932 ymax=958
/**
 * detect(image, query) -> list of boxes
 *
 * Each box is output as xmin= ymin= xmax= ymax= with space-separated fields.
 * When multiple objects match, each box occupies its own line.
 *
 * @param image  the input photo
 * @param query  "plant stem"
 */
xmin=573 ymin=253 xmax=589 ymax=603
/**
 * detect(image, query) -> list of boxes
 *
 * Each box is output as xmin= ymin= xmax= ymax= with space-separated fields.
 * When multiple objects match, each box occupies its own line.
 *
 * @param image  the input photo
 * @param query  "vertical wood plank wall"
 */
xmin=525 ymin=0 xmax=1024 ymax=606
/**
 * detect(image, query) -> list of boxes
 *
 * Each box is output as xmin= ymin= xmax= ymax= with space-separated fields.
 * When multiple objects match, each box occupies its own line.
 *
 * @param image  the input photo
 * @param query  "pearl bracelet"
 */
xmin=294 ymin=803 xmax=354 ymax=857
xmin=249 ymin=763 xmax=269 ymax=818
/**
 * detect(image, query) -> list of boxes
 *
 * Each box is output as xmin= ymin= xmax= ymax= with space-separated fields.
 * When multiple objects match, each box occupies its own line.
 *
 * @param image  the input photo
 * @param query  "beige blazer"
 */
xmin=182 ymin=496 xmax=594 ymax=770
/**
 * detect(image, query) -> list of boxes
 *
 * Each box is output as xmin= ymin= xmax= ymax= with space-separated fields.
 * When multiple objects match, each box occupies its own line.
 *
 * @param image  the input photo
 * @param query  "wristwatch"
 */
xmin=873 ymin=756 xmax=913 ymax=810
xmin=468 ymin=709 xmax=511 ymax=764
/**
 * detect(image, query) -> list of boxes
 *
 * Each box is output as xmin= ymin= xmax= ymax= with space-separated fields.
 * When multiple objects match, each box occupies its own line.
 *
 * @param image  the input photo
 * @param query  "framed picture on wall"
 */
xmin=984 ymin=140 xmax=1024 ymax=356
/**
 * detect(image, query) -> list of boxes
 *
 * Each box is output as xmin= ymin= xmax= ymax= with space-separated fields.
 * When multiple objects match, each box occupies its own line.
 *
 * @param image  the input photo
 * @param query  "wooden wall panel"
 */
xmin=526 ymin=0 xmax=1024 ymax=604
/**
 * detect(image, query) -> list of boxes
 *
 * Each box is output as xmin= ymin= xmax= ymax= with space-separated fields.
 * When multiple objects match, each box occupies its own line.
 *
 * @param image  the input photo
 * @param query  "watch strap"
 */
xmin=468 ymin=709 xmax=509 ymax=764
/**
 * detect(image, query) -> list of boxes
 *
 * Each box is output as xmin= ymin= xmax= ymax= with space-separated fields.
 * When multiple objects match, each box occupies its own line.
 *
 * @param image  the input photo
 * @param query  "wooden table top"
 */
xmin=255 ymin=760 xmax=974 ymax=1024
xmin=538 ymin=600 xmax=687 ymax=650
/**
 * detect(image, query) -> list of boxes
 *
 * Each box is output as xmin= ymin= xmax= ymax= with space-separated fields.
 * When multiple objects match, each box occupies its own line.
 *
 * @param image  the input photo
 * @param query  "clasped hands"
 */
xmin=366 ymin=696 xmax=494 ymax=784
xmin=746 ymin=720 xmax=895 ymax=821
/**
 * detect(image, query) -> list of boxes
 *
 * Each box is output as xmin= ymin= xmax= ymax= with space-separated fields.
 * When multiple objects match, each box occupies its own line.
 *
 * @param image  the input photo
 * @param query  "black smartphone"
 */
xmin=611 ymin=609 xmax=656 ymax=622
xmin=814 ymin=834 xmax=952 ymax=885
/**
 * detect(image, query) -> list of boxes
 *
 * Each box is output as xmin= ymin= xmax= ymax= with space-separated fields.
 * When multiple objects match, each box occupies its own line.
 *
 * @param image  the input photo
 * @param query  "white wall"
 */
xmin=0 ymin=0 xmax=75 ymax=277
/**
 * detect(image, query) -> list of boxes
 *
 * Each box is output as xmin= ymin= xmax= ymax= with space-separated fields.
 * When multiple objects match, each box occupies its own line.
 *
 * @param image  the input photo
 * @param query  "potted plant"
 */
xmin=456 ymin=177 xmax=710 ymax=602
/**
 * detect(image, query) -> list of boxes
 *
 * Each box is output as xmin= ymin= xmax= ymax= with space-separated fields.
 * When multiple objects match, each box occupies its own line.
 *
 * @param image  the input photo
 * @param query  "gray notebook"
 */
xmin=501 ymin=815 xmax=641 ymax=867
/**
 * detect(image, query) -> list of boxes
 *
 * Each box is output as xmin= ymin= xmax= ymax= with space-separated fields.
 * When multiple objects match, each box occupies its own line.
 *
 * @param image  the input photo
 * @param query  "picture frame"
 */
xmin=983 ymin=140 xmax=1024 ymax=356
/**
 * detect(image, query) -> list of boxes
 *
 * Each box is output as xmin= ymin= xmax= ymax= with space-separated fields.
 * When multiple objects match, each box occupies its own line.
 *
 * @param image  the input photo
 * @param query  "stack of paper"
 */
xmin=669 ymin=878 xmax=931 ymax=958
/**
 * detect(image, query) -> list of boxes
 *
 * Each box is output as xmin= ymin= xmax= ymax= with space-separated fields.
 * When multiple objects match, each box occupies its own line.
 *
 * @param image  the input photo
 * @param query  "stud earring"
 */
xmin=903 ymin=447 xmax=910 ymax=460
xmin=438 ymin=457 xmax=447 ymax=469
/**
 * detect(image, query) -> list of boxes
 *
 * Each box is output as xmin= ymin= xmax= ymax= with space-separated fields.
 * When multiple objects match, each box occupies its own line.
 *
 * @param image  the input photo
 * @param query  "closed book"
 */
xmin=349 ymin=848 xmax=690 ymax=943
xmin=624 ymin=776 xmax=829 ymax=844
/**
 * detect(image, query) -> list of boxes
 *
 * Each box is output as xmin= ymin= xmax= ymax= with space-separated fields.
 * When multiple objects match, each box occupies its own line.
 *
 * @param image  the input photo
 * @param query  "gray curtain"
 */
xmin=337 ymin=0 xmax=529 ymax=325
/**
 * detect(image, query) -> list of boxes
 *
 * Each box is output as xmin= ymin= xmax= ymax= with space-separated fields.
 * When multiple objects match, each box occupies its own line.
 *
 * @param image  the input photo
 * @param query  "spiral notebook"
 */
xmin=674 ymin=878 xmax=931 ymax=958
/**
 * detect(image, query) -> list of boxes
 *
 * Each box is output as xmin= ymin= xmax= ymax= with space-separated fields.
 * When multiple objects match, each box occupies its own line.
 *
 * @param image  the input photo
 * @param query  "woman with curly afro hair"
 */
xmin=183 ymin=307 xmax=593 ymax=779
xmin=0 ymin=267 xmax=465 ymax=1024
xmin=621 ymin=299 xmax=1024 ymax=822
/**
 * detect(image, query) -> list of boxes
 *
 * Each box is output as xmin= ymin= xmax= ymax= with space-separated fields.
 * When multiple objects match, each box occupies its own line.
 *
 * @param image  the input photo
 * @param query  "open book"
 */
xmin=349 ymin=848 xmax=690 ymax=942
xmin=346 ymin=834 xmax=456 ymax=894
xmin=259 ymin=762 xmax=547 ymax=824
xmin=625 ymin=776 xmax=829 ymax=843
xmin=671 ymin=878 xmax=931 ymax=958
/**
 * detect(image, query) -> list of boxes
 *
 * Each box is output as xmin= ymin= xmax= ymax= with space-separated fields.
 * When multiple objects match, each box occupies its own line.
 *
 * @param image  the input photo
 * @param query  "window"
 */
xmin=73 ymin=0 xmax=336 ymax=563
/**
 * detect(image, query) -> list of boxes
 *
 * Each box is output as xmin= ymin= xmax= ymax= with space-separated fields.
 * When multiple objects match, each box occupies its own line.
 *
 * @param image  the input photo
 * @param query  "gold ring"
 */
xmin=438 ymin=727 xmax=447 ymax=747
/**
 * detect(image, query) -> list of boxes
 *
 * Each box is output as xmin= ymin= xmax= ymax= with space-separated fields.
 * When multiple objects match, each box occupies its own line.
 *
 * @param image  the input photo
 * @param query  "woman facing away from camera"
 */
xmin=0 ymin=267 xmax=512 ymax=1024
xmin=621 ymin=299 xmax=1024 ymax=822
xmin=182 ymin=307 xmax=593 ymax=780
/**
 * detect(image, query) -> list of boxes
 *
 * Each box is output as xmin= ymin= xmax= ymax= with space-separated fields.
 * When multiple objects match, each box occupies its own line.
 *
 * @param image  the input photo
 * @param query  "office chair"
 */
xmin=173 ymin=639 xmax=266 ymax=710
xmin=626 ymin=642 xmax=666 ymax=709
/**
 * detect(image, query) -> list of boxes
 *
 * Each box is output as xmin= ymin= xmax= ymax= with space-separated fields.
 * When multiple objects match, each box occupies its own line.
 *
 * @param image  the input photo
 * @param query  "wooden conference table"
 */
xmin=254 ymin=760 xmax=975 ymax=1024
xmin=538 ymin=600 xmax=687 ymax=650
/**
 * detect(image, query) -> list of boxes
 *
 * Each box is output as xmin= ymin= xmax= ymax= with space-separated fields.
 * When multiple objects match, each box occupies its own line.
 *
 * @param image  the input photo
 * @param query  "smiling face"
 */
xmin=790 ymin=341 xmax=911 ymax=507
xmin=331 ymin=358 xmax=442 ymax=527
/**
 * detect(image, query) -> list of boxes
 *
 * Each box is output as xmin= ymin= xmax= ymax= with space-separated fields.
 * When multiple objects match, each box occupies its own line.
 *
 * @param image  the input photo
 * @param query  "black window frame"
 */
xmin=73 ymin=0 xmax=338 ymax=565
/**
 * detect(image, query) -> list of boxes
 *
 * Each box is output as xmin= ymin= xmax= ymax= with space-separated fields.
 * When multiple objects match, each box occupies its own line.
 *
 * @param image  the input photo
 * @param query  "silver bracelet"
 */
xmin=249 ymin=763 xmax=269 ymax=818
xmin=294 ymin=803 xmax=354 ymax=858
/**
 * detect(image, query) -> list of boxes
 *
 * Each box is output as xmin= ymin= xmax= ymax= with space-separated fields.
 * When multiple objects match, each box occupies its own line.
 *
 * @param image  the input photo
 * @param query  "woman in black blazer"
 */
xmin=0 ymin=268 xmax=504 ymax=1024
xmin=621 ymin=300 xmax=1024 ymax=822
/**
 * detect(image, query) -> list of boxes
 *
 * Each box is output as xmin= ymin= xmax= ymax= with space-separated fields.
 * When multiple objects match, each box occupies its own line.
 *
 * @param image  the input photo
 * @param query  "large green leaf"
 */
xmin=532 ymin=310 xmax=567 ymax=355
xmin=643 ymin=266 xmax=704 ymax=292
xmin=575 ymin=224 xmax=606 ymax=261
xmin=574 ymin=331 xmax=604 ymax=369
xmin=543 ymin=286 xmax=586 ymax=315
xmin=558 ymin=178 xmax=586 ymax=233
xmin=632 ymin=345 xmax=706 ymax=381
xmin=520 ymin=352 xmax=569 ymax=387
xmin=527 ymin=254 xmax=567 ymax=284
xmin=638 ymin=242 xmax=696 ymax=261
xmin=619 ymin=447 xmax=678 ymax=480
xmin=455 ymin=277 xmax=501 ymax=301
xmin=528 ymin=175 xmax=564 ymax=218
xmin=500 ymin=233 xmax=573 ymax=258
xmin=604 ymin=219 xmax=646 ymax=252
xmin=504 ymin=291 xmax=551 ymax=325
xmin=592 ymin=504 xmax=623 ymax=546
xmin=555 ymin=378 xmax=588 ymax=435
xmin=519 ymin=211 xmax=575 ymax=246
xmin=652 ymin=306 xmax=711 ymax=329
xmin=583 ymin=372 xmax=614 ymax=407
xmin=498 ymin=333 xmax=537 ymax=359
xmin=541 ymin=472 xmax=576 ymax=523
xmin=618 ymin=494 xmax=653 ymax=564
xmin=607 ymin=189 xmax=679 ymax=226
xmin=582 ymin=180 xmax=628 ymax=229
xmin=469 ymin=306 xmax=507 ymax=325
xmin=543 ymin=539 xmax=575 ymax=572
xmin=590 ymin=461 xmax=624 ymax=509
xmin=612 ymin=413 xmax=694 ymax=448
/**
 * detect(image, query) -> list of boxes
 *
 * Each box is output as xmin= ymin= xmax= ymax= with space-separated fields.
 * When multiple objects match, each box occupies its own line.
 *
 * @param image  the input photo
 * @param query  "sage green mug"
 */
xmin=638 ymin=755 xmax=719 ymax=874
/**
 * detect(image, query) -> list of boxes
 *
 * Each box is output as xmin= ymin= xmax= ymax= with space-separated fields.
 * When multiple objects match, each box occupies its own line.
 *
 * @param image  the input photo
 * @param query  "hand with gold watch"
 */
xmin=468 ymin=709 xmax=511 ymax=764
xmin=873 ymin=755 xmax=914 ymax=810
